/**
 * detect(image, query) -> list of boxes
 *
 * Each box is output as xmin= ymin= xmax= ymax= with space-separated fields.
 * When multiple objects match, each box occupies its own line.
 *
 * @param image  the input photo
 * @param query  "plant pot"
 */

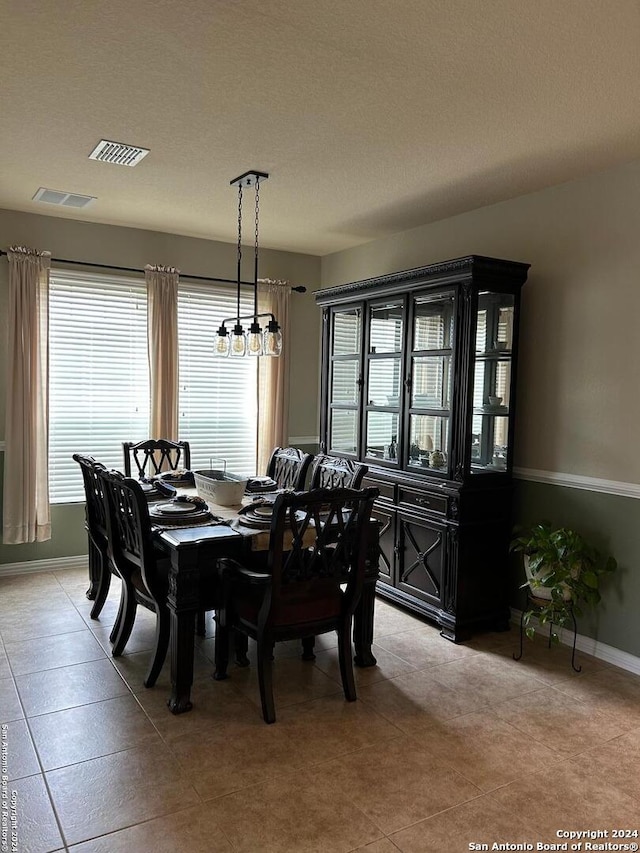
xmin=524 ymin=555 xmax=572 ymax=602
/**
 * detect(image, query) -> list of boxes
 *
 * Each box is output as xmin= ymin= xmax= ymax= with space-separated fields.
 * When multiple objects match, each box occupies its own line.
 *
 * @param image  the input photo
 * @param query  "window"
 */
xmin=49 ymin=271 xmax=150 ymax=503
xmin=177 ymin=281 xmax=257 ymax=475
xmin=49 ymin=270 xmax=259 ymax=504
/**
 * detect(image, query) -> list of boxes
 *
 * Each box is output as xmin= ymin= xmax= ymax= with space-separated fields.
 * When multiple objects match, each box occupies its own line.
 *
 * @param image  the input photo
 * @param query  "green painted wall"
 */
xmin=0 ymin=454 xmax=88 ymax=564
xmin=511 ymin=479 xmax=639 ymax=658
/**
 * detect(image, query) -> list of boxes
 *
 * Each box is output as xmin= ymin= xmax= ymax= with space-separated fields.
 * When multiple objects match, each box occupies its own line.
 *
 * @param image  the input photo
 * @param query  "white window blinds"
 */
xmin=49 ymin=271 xmax=150 ymax=503
xmin=49 ymin=271 xmax=259 ymax=503
xmin=177 ymin=281 xmax=258 ymax=476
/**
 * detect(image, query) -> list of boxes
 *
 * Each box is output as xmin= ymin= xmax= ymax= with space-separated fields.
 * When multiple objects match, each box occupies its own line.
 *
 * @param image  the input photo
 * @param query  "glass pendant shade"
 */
xmin=263 ymin=319 xmax=283 ymax=357
xmin=247 ymin=321 xmax=264 ymax=356
xmin=230 ymin=323 xmax=246 ymax=357
xmin=214 ymin=325 xmax=230 ymax=357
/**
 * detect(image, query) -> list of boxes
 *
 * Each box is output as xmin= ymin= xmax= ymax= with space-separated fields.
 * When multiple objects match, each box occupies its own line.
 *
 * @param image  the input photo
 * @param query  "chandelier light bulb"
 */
xmin=214 ymin=325 xmax=230 ymax=357
xmin=247 ymin=321 xmax=263 ymax=356
xmin=230 ymin=323 xmax=246 ymax=357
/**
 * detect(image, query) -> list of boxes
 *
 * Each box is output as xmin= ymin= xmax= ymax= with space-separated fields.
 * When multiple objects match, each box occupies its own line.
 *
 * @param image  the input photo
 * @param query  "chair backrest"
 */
xmin=262 ymin=486 xmax=379 ymax=630
xmin=309 ymin=455 xmax=368 ymax=490
xmin=122 ymin=439 xmax=191 ymax=478
xmin=72 ymin=453 xmax=109 ymax=544
xmin=266 ymin=447 xmax=313 ymax=491
xmin=97 ymin=467 xmax=164 ymax=602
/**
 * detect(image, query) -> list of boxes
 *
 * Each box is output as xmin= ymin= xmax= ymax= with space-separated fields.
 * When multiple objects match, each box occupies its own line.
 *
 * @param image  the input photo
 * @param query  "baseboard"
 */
xmin=0 ymin=554 xmax=89 ymax=577
xmin=510 ymin=607 xmax=640 ymax=676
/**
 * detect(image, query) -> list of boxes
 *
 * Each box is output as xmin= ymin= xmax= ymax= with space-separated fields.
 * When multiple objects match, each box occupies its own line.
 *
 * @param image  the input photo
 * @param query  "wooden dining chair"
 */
xmin=73 ymin=453 xmax=112 ymax=619
xmin=214 ymin=485 xmax=379 ymax=723
xmin=309 ymin=454 xmax=368 ymax=490
xmin=98 ymin=468 xmax=218 ymax=686
xmin=266 ymin=446 xmax=313 ymax=491
xmin=122 ymin=439 xmax=191 ymax=479
xmin=98 ymin=468 xmax=172 ymax=686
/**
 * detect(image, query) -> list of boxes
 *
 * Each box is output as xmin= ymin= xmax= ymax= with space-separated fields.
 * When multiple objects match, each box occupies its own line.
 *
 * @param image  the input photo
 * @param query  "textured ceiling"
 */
xmin=2 ymin=0 xmax=640 ymax=256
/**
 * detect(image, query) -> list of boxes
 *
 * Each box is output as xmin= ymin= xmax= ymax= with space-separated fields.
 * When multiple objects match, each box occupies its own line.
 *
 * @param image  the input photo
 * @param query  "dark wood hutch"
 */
xmin=315 ymin=255 xmax=530 ymax=641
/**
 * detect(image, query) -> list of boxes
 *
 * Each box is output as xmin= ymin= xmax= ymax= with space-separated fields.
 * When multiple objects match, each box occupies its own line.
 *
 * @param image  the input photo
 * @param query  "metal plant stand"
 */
xmin=513 ymin=592 xmax=582 ymax=673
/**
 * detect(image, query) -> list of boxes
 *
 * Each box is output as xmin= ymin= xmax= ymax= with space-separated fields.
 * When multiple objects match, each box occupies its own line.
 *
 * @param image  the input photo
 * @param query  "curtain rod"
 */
xmin=0 ymin=251 xmax=307 ymax=293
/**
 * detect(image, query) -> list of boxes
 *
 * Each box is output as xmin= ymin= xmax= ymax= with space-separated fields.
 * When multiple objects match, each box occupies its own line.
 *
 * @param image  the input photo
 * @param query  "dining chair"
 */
xmin=99 ymin=468 xmax=219 ymax=686
xmin=122 ymin=438 xmax=191 ymax=479
xmin=309 ymin=454 xmax=368 ymax=490
xmin=98 ymin=468 xmax=172 ymax=686
xmin=73 ymin=453 xmax=112 ymax=619
xmin=214 ymin=485 xmax=379 ymax=723
xmin=265 ymin=446 xmax=313 ymax=491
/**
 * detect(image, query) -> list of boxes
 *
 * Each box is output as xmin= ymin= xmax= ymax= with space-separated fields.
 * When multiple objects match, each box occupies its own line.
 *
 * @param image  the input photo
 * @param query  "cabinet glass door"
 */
xmin=365 ymin=301 xmax=403 ymax=462
xmin=329 ymin=307 xmax=361 ymax=455
xmin=408 ymin=292 xmax=454 ymax=473
xmin=471 ymin=292 xmax=515 ymax=473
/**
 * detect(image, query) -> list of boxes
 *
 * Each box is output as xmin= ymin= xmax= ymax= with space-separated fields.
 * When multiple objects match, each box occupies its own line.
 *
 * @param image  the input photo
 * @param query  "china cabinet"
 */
xmin=315 ymin=255 xmax=530 ymax=641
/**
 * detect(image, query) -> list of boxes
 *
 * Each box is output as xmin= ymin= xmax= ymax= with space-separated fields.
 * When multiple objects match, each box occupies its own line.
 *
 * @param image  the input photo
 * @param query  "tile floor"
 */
xmin=1 ymin=567 xmax=640 ymax=852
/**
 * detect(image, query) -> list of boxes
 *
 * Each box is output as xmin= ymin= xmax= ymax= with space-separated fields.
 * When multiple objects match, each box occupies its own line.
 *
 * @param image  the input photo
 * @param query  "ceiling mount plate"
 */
xmin=230 ymin=170 xmax=269 ymax=188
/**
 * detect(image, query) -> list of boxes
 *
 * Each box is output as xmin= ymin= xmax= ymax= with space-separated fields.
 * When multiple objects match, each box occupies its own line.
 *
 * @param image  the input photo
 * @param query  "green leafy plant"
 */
xmin=509 ymin=521 xmax=617 ymax=642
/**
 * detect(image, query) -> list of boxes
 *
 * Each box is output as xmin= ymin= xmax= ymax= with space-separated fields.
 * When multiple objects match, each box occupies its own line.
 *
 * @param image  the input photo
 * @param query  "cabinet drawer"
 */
xmin=362 ymin=476 xmax=395 ymax=502
xmin=398 ymin=487 xmax=447 ymax=516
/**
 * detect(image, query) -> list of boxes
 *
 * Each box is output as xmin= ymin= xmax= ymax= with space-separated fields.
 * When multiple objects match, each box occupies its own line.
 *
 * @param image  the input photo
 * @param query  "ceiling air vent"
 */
xmin=88 ymin=139 xmax=150 ymax=167
xmin=33 ymin=188 xmax=96 ymax=208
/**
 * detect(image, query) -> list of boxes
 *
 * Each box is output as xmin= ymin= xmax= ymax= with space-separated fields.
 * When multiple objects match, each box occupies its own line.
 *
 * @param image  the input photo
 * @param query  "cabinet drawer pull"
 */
xmin=415 ymin=497 xmax=432 ymax=506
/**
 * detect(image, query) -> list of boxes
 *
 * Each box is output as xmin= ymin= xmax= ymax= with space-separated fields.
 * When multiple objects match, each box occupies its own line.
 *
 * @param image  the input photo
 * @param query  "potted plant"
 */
xmin=509 ymin=521 xmax=617 ymax=643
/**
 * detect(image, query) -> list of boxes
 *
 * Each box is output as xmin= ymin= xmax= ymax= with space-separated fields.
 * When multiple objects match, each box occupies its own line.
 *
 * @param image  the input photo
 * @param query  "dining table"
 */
xmin=152 ymin=489 xmax=381 ymax=714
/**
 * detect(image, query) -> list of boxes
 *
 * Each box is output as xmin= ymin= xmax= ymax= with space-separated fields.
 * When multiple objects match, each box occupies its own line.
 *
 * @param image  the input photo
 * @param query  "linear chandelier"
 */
xmin=214 ymin=170 xmax=282 ymax=358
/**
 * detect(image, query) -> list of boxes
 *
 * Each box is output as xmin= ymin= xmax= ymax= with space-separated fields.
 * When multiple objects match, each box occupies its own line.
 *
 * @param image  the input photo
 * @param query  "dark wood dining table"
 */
xmin=154 ymin=504 xmax=381 ymax=714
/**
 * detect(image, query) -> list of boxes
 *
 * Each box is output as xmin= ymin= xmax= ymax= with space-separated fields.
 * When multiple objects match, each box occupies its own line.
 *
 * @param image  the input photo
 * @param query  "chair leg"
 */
xmin=301 ymin=636 xmax=316 ymax=661
xmin=89 ymin=554 xmax=112 ymax=620
xmin=85 ymin=539 xmax=101 ymax=601
xmin=109 ymin=588 xmax=126 ymax=644
xmin=234 ymin=630 xmax=250 ymax=667
xmin=337 ymin=619 xmax=357 ymax=702
xmin=111 ymin=583 xmax=137 ymax=657
xmin=257 ymin=633 xmax=276 ymax=724
xmin=195 ymin=609 xmax=206 ymax=637
xmin=213 ymin=609 xmax=230 ymax=680
xmin=144 ymin=605 xmax=170 ymax=688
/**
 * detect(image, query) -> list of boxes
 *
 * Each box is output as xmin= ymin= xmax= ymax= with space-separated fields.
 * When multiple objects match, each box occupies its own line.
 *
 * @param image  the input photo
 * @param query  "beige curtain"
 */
xmin=145 ymin=265 xmax=179 ymax=440
xmin=257 ymin=278 xmax=291 ymax=475
xmin=3 ymin=247 xmax=51 ymax=544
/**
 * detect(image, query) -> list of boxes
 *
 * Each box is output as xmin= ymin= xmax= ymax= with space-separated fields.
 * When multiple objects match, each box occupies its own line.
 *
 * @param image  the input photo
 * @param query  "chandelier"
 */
xmin=214 ymin=170 xmax=282 ymax=358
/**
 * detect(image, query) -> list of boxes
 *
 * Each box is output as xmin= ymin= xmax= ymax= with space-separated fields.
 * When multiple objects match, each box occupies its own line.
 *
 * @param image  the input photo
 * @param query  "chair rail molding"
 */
xmin=514 ymin=467 xmax=640 ymax=500
xmin=288 ymin=435 xmax=319 ymax=445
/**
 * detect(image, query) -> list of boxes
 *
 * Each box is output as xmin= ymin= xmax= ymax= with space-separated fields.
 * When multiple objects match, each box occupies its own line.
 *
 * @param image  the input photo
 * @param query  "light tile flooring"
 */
xmin=1 ymin=567 xmax=640 ymax=853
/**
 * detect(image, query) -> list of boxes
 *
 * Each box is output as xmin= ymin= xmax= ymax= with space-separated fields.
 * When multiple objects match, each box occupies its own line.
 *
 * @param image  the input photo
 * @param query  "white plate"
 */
xmin=252 ymin=505 xmax=274 ymax=518
xmin=238 ymin=515 xmax=272 ymax=528
xmin=240 ymin=508 xmax=306 ymax=528
xmin=154 ymin=501 xmax=202 ymax=516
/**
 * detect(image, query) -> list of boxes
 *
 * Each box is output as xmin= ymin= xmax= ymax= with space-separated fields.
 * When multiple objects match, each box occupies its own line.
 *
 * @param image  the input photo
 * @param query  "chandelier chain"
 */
xmin=237 ymin=184 xmax=243 ymax=268
xmin=254 ymin=177 xmax=260 ymax=260
xmin=236 ymin=183 xmax=243 ymax=321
